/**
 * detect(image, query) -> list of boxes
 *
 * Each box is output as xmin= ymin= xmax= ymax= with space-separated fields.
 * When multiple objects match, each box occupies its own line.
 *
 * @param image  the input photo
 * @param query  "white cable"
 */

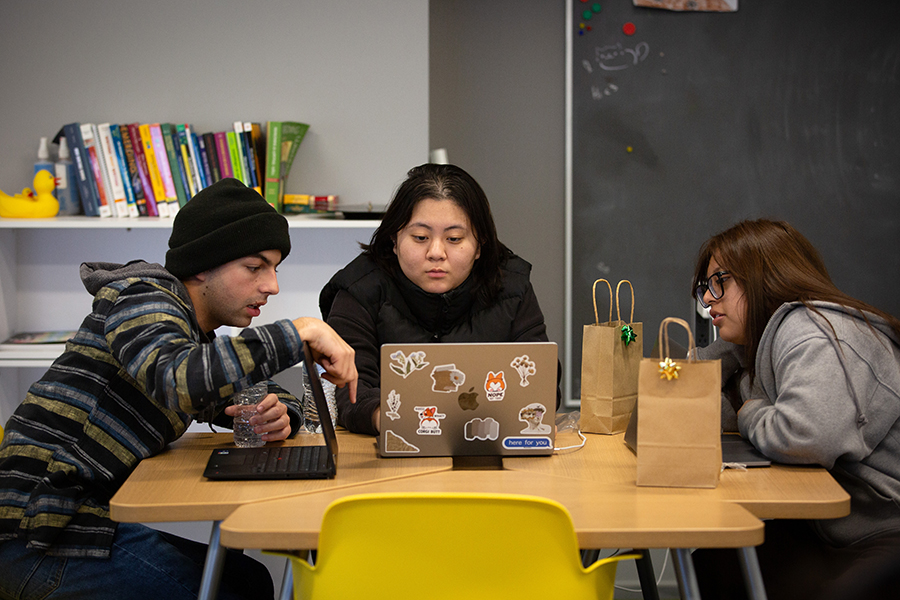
xmin=554 ymin=429 xmax=586 ymax=452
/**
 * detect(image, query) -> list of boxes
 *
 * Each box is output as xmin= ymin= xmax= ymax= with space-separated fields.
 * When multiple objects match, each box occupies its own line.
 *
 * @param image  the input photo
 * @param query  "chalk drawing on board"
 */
xmin=595 ymin=42 xmax=650 ymax=71
xmin=591 ymin=84 xmax=619 ymax=100
xmin=634 ymin=0 xmax=738 ymax=11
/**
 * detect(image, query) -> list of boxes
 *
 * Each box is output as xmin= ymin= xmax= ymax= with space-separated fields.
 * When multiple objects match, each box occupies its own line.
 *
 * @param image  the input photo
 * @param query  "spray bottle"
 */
xmin=35 ymin=137 xmax=54 ymax=181
xmin=55 ymin=136 xmax=82 ymax=215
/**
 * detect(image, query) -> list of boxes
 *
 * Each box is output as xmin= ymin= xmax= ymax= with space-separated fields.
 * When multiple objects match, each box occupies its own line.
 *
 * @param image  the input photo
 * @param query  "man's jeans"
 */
xmin=0 ymin=522 xmax=273 ymax=600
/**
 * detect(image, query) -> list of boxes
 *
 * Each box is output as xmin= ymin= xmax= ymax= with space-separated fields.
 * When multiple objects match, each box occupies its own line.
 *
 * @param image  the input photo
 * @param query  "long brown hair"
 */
xmin=693 ymin=219 xmax=900 ymax=377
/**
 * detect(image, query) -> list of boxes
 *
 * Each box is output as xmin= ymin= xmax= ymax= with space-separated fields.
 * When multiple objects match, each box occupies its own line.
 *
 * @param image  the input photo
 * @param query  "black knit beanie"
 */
xmin=165 ymin=178 xmax=291 ymax=278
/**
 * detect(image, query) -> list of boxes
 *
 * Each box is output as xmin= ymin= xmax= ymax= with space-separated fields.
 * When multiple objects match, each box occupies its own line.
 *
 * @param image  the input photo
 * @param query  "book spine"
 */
xmin=149 ymin=124 xmax=179 ymax=216
xmin=242 ymin=121 xmax=259 ymax=190
xmin=196 ymin=134 xmax=214 ymax=187
xmin=80 ymin=124 xmax=113 ymax=217
xmin=184 ymin=124 xmax=206 ymax=191
xmin=227 ymin=131 xmax=243 ymax=183
xmin=264 ymin=121 xmax=282 ymax=210
xmin=175 ymin=124 xmax=197 ymax=196
xmin=202 ymin=132 xmax=221 ymax=183
xmin=160 ymin=123 xmax=190 ymax=207
xmin=251 ymin=122 xmax=266 ymax=189
xmin=62 ymin=123 xmax=100 ymax=216
xmin=280 ymin=122 xmax=310 ymax=181
xmin=109 ymin=125 xmax=139 ymax=217
xmin=97 ymin=123 xmax=130 ymax=218
xmin=118 ymin=125 xmax=148 ymax=216
xmin=127 ymin=123 xmax=158 ymax=216
xmin=232 ymin=121 xmax=249 ymax=186
xmin=180 ymin=141 xmax=196 ymax=197
xmin=215 ymin=131 xmax=233 ymax=179
xmin=139 ymin=124 xmax=169 ymax=217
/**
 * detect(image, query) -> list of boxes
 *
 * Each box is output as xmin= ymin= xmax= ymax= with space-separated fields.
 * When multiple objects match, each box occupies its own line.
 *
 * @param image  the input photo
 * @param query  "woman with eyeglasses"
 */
xmin=689 ymin=219 xmax=900 ymax=600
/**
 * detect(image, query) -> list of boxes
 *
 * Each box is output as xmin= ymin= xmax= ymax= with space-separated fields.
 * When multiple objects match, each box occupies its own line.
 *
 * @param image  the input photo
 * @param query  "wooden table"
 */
xmin=109 ymin=430 xmax=451 ymax=600
xmin=501 ymin=430 xmax=850 ymax=599
xmin=219 ymin=469 xmax=764 ymax=600
xmin=111 ymin=429 xmax=849 ymax=600
xmin=503 ymin=431 xmax=851 ymax=520
xmin=219 ymin=469 xmax=764 ymax=551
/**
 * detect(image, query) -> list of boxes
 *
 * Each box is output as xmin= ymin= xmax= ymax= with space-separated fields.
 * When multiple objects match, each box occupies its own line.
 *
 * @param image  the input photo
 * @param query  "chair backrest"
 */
xmin=286 ymin=492 xmax=634 ymax=600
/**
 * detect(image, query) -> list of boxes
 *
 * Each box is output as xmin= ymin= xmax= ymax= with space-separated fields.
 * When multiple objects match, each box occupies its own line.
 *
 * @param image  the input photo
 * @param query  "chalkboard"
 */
xmin=568 ymin=0 xmax=900 ymax=398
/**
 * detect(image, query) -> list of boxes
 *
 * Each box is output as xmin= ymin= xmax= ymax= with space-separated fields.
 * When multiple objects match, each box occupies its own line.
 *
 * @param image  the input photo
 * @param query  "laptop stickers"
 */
xmin=379 ymin=343 xmax=557 ymax=457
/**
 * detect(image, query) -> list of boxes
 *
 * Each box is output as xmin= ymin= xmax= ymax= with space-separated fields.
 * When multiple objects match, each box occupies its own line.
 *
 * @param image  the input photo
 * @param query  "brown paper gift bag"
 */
xmin=580 ymin=279 xmax=643 ymax=434
xmin=636 ymin=317 xmax=721 ymax=488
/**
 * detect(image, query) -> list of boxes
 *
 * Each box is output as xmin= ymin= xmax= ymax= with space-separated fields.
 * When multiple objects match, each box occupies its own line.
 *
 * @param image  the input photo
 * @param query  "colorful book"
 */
xmin=202 ymin=132 xmax=221 ymax=183
xmin=280 ymin=122 xmax=310 ymax=186
xmin=196 ymin=134 xmax=214 ymax=187
xmin=175 ymin=124 xmax=197 ymax=196
xmin=149 ymin=124 xmax=180 ymax=216
xmin=271 ymin=121 xmax=310 ymax=210
xmin=118 ymin=124 xmax=148 ymax=216
xmin=232 ymin=121 xmax=250 ymax=186
xmin=127 ymin=123 xmax=158 ymax=216
xmin=184 ymin=124 xmax=206 ymax=191
xmin=242 ymin=121 xmax=259 ymax=191
xmin=96 ymin=123 xmax=130 ymax=218
xmin=264 ymin=121 xmax=283 ymax=210
xmin=168 ymin=124 xmax=192 ymax=202
xmin=250 ymin=122 xmax=266 ymax=186
xmin=227 ymin=130 xmax=244 ymax=183
xmin=138 ymin=124 xmax=169 ymax=217
xmin=62 ymin=123 xmax=101 ymax=216
xmin=214 ymin=131 xmax=233 ymax=180
xmin=160 ymin=123 xmax=189 ymax=208
xmin=79 ymin=124 xmax=113 ymax=217
xmin=109 ymin=125 xmax=139 ymax=217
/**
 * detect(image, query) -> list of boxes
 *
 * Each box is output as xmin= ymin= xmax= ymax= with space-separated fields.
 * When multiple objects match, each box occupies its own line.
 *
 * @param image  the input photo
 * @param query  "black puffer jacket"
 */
xmin=320 ymin=253 xmax=559 ymax=435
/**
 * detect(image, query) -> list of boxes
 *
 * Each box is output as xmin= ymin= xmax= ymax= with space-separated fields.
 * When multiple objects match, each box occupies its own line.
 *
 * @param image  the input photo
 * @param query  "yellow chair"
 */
xmin=277 ymin=492 xmax=638 ymax=600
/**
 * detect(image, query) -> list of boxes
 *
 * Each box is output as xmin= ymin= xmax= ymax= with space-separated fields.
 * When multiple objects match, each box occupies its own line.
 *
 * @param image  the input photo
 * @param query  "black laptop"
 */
xmin=203 ymin=341 xmax=338 ymax=480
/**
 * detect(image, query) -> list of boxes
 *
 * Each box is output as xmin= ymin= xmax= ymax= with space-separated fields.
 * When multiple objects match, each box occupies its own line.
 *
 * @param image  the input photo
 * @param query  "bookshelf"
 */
xmin=0 ymin=216 xmax=378 ymax=425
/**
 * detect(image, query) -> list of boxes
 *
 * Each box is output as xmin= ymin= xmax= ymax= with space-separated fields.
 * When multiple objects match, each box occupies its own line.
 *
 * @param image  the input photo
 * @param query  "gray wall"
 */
xmin=430 ymin=0 xmax=567 ymax=356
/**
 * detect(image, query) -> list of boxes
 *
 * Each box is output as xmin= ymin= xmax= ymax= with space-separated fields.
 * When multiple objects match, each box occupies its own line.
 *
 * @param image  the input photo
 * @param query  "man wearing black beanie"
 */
xmin=0 ymin=178 xmax=357 ymax=600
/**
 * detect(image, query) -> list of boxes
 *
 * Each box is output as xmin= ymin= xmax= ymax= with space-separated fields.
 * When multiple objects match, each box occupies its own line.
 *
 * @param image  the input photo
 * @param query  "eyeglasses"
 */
xmin=695 ymin=271 xmax=730 ymax=308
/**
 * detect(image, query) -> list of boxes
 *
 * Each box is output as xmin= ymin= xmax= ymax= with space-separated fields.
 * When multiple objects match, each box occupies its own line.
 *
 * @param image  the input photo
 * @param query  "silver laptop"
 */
xmin=378 ymin=342 xmax=557 ymax=457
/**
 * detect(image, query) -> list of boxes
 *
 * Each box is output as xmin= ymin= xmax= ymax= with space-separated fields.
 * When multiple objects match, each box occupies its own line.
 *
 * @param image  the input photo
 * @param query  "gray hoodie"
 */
xmin=700 ymin=302 xmax=900 ymax=547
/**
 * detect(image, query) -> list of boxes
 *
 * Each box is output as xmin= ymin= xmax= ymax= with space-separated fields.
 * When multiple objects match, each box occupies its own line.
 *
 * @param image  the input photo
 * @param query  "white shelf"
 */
xmin=0 ymin=214 xmax=380 ymax=229
xmin=0 ymin=345 xmax=65 ymax=367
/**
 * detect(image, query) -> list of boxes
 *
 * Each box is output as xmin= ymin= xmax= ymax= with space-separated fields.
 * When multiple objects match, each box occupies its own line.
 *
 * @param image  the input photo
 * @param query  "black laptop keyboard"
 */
xmin=254 ymin=445 xmax=328 ymax=474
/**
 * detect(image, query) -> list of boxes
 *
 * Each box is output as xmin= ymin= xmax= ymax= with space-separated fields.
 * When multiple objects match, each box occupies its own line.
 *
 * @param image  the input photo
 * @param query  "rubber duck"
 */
xmin=0 ymin=170 xmax=60 ymax=218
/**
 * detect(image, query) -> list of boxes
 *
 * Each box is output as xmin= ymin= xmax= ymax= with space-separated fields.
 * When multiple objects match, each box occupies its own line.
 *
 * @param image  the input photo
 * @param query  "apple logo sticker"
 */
xmin=458 ymin=387 xmax=479 ymax=410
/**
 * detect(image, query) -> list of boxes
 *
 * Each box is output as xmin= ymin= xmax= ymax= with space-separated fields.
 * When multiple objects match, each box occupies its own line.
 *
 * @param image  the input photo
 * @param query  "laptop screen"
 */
xmin=378 ymin=342 xmax=558 ymax=458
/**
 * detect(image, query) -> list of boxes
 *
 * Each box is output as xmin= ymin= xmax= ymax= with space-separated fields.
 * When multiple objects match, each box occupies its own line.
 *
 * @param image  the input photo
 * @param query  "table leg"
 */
xmin=671 ymin=548 xmax=701 ymax=600
xmin=737 ymin=547 xmax=768 ymax=600
xmin=279 ymin=559 xmax=293 ymax=600
xmin=634 ymin=550 xmax=661 ymax=600
xmin=198 ymin=521 xmax=226 ymax=600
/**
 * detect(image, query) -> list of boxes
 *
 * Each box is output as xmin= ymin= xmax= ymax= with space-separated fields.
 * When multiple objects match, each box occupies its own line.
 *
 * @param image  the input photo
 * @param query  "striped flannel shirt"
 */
xmin=0 ymin=261 xmax=303 ymax=557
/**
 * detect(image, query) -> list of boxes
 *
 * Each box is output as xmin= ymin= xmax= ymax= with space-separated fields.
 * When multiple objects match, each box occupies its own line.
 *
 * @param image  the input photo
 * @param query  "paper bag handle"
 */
xmin=615 ymin=280 xmax=635 ymax=324
xmin=657 ymin=317 xmax=696 ymax=362
xmin=591 ymin=279 xmax=613 ymax=325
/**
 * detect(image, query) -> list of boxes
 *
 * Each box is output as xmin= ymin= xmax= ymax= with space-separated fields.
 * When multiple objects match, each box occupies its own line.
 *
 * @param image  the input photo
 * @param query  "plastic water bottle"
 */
xmin=302 ymin=362 xmax=337 ymax=434
xmin=54 ymin=136 xmax=82 ymax=215
xmin=232 ymin=382 xmax=268 ymax=448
